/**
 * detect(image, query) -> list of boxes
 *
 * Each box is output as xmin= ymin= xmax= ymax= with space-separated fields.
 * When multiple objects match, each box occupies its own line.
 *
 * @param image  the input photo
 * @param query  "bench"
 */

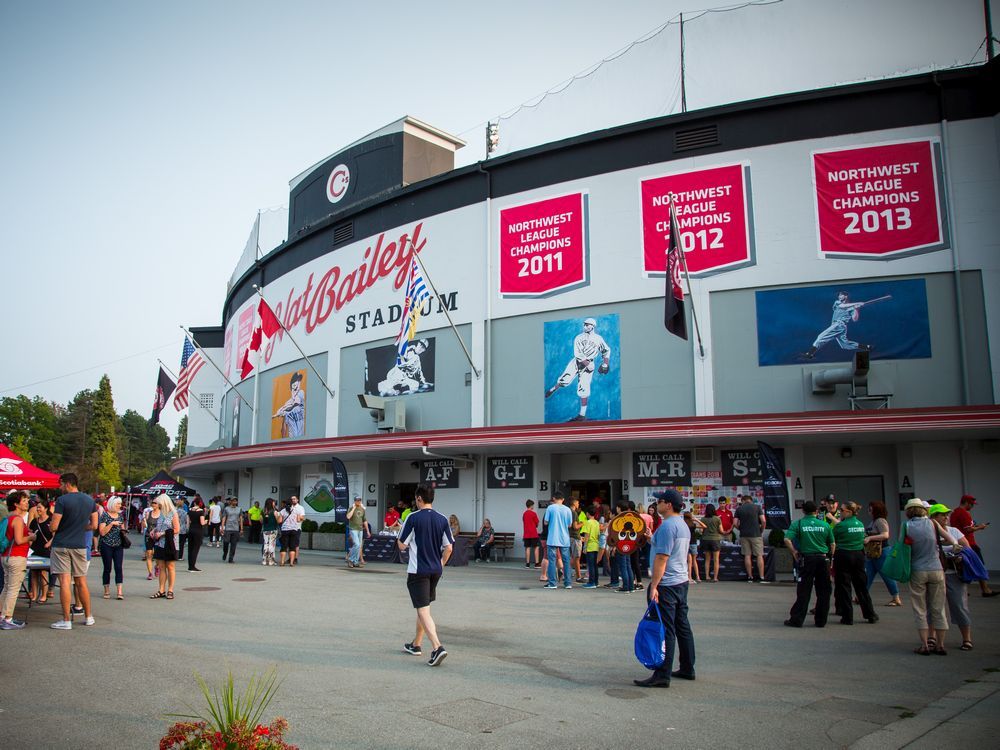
xmin=456 ymin=531 xmax=516 ymax=562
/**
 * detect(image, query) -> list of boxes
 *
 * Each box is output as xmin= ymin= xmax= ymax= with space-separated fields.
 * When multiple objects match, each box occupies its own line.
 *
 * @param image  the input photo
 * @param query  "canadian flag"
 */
xmin=240 ymin=299 xmax=282 ymax=379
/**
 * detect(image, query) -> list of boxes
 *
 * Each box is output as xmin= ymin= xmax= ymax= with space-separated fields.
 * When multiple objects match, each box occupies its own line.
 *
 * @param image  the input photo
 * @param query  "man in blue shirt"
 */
xmin=635 ymin=489 xmax=696 ymax=688
xmin=542 ymin=491 xmax=573 ymax=589
xmin=397 ymin=485 xmax=453 ymax=666
xmin=48 ymin=473 xmax=99 ymax=630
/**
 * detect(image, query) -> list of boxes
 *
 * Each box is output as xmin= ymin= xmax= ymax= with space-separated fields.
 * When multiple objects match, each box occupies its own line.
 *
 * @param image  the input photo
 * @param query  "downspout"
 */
xmin=477 ymin=160 xmax=493 ymax=526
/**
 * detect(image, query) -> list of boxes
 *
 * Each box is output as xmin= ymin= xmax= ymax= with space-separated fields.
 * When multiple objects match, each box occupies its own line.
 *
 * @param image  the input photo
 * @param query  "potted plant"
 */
xmin=310 ymin=521 xmax=346 ymax=551
xmin=300 ymin=519 xmax=318 ymax=549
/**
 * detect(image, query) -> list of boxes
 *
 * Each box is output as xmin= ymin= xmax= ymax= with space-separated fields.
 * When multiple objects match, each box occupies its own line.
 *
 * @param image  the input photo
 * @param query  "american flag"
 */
xmin=173 ymin=337 xmax=205 ymax=411
xmin=394 ymin=258 xmax=431 ymax=364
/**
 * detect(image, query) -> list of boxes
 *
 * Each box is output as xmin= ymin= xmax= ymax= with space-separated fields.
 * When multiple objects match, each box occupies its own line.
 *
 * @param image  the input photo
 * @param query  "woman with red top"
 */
xmin=1 ymin=491 xmax=38 ymax=630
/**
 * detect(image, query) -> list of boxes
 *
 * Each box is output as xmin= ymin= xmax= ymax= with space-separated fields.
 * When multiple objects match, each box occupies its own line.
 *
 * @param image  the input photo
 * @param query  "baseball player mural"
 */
xmin=800 ymin=291 xmax=889 ymax=359
xmin=378 ymin=338 xmax=433 ymax=395
xmin=543 ymin=314 xmax=621 ymax=423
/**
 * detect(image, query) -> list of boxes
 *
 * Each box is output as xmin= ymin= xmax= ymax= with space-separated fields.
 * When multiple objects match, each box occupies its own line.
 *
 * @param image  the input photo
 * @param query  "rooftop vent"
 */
xmin=674 ymin=124 xmax=719 ymax=152
xmin=332 ymin=221 xmax=354 ymax=246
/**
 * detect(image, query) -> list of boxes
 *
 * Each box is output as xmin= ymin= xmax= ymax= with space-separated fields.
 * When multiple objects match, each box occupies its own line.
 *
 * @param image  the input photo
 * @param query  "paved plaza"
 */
xmin=2 ymin=547 xmax=999 ymax=749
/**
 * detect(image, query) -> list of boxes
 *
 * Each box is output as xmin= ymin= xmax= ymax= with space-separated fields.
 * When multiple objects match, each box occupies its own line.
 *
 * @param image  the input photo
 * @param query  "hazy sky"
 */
xmin=1 ymin=0 xmax=994 ymax=444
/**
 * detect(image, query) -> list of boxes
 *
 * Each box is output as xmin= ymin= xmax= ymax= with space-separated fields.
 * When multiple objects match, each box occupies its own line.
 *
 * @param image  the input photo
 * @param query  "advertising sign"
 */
xmin=632 ymin=451 xmax=692 ymax=488
xmin=812 ymin=139 xmax=947 ymax=258
xmin=640 ymin=163 xmax=755 ymax=277
xmin=499 ymin=192 xmax=588 ymax=297
xmin=721 ymin=449 xmax=764 ymax=487
xmin=755 ymin=278 xmax=931 ymax=366
xmin=486 ymin=456 xmax=533 ymax=489
xmin=421 ymin=459 xmax=459 ymax=489
xmin=758 ymin=441 xmax=790 ymax=530
xmin=543 ymin=314 xmax=620 ymax=424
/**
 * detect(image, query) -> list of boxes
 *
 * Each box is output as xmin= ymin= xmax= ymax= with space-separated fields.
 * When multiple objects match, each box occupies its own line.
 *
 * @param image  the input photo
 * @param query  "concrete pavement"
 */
xmin=1 ymin=546 xmax=998 ymax=749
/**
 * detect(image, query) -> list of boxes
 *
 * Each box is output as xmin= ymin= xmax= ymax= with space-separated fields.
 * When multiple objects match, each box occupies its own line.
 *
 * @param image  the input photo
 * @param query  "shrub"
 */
xmin=317 ymin=521 xmax=345 ymax=534
xmin=300 ymin=519 xmax=318 ymax=533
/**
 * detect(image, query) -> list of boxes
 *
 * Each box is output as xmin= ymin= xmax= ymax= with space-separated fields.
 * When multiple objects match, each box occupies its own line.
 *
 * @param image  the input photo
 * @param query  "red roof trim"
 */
xmin=172 ymin=405 xmax=1000 ymax=472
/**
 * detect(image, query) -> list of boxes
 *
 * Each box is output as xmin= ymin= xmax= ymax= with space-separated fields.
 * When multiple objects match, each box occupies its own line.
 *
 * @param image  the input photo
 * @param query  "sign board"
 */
xmin=632 ymin=451 xmax=692 ymax=488
xmin=486 ymin=456 xmax=533 ymax=489
xmin=420 ymin=459 xmax=459 ymax=489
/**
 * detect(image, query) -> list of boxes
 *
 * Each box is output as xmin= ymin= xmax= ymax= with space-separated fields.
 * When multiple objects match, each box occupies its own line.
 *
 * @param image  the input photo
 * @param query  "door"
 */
xmin=812 ymin=475 xmax=884 ymax=505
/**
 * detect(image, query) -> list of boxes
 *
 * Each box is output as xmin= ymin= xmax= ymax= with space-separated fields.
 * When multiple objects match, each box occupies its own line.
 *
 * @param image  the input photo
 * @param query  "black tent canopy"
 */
xmin=130 ymin=470 xmax=197 ymax=498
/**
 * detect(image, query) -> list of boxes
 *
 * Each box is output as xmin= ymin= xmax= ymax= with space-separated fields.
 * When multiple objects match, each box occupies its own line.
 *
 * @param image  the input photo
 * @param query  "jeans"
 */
xmin=609 ymin=552 xmax=619 ymax=586
xmin=349 ymin=529 xmax=364 ymax=564
xmin=548 ymin=545 xmax=571 ymax=586
xmin=100 ymin=542 xmax=124 ymax=585
xmin=865 ymin=545 xmax=900 ymax=597
xmin=586 ymin=550 xmax=598 ymax=585
xmin=222 ymin=531 xmax=240 ymax=562
xmin=178 ymin=533 xmax=187 ymax=560
xmin=650 ymin=582 xmax=696 ymax=681
xmin=473 ymin=541 xmax=493 ymax=561
xmin=618 ymin=553 xmax=634 ymax=591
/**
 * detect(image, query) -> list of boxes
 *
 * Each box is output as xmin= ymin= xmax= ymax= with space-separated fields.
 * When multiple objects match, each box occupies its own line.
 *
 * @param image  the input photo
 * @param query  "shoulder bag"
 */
xmin=882 ymin=521 xmax=911 ymax=583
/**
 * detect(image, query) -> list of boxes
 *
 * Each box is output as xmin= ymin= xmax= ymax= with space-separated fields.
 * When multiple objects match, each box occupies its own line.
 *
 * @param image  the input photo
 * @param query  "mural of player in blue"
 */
xmin=273 ymin=370 xmax=306 ymax=438
xmin=800 ymin=291 xmax=883 ymax=359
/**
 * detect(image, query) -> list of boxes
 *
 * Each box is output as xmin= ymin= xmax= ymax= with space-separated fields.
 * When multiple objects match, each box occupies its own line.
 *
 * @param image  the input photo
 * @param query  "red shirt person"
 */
xmin=717 ymin=499 xmax=734 ymax=537
xmin=950 ymin=494 xmax=998 ymax=597
xmin=522 ymin=500 xmax=541 ymax=568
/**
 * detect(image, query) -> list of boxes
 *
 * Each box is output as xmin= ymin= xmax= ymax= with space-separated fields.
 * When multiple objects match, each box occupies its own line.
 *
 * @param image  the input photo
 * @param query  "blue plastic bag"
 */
xmin=634 ymin=601 xmax=667 ymax=670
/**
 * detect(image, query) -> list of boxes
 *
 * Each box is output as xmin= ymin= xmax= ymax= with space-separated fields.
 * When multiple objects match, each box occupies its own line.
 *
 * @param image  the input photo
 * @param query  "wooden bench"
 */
xmin=456 ymin=531 xmax=516 ymax=562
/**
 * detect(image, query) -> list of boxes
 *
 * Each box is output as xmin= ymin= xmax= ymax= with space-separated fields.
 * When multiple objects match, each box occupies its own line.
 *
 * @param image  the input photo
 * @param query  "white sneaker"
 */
xmin=84 ymin=616 xmax=96 ymax=626
xmin=50 ymin=620 xmax=72 ymax=630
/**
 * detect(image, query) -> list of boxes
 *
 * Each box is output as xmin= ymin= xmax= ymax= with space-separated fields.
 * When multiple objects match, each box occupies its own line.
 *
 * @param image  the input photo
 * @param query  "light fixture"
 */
xmin=589 ymin=455 xmax=600 ymax=465
xmin=840 ymin=446 xmax=853 ymax=459
xmin=410 ymin=461 xmax=419 ymax=470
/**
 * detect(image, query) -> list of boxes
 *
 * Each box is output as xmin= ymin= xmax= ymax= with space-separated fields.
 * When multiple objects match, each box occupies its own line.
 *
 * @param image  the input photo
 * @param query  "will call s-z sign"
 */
xmin=640 ymin=163 xmax=755 ymax=277
xmin=812 ymin=139 xmax=948 ymax=259
xmin=498 ymin=192 xmax=588 ymax=297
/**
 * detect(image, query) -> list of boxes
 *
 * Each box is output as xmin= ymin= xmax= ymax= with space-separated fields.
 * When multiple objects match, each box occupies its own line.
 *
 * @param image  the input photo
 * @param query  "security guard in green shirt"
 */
xmin=783 ymin=501 xmax=835 ymax=628
xmin=829 ymin=502 xmax=878 ymax=625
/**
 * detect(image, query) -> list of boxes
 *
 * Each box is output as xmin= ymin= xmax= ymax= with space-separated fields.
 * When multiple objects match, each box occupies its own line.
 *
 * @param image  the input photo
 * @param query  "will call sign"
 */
xmin=486 ymin=456 xmax=533 ymax=489
xmin=632 ymin=451 xmax=692 ymax=488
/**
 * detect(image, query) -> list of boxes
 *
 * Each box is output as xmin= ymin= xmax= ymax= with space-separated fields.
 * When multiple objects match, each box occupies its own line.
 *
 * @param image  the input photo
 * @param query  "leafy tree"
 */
xmin=96 ymin=443 xmax=121 ymax=491
xmin=174 ymin=415 xmax=188 ymax=459
xmin=0 ymin=395 xmax=61 ymax=467
xmin=10 ymin=434 xmax=33 ymax=463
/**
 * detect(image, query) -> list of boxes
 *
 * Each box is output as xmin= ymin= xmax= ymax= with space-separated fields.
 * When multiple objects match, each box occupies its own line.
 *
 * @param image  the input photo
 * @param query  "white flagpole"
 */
xmin=158 ymin=359 xmax=223 ymax=427
xmin=669 ymin=196 xmax=706 ymax=359
xmin=249 ymin=302 xmax=262 ymax=445
xmin=179 ymin=326 xmax=254 ymax=411
xmin=251 ymin=286 xmax=336 ymax=399
xmin=408 ymin=243 xmax=482 ymax=379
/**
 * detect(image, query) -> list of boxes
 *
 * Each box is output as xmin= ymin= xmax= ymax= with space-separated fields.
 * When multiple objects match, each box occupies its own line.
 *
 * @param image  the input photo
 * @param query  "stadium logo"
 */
xmin=326 ymin=164 xmax=350 ymax=203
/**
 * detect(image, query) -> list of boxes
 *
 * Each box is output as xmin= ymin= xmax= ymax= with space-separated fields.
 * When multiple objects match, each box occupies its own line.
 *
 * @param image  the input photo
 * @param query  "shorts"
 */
xmin=523 ymin=538 xmax=540 ymax=548
xmin=50 ymin=547 xmax=90 ymax=577
xmin=701 ymin=539 xmax=721 ymax=553
xmin=281 ymin=529 xmax=300 ymax=551
xmin=740 ymin=536 xmax=764 ymax=556
xmin=407 ymin=573 xmax=440 ymax=609
xmin=688 ymin=543 xmax=699 ymax=556
xmin=145 ymin=536 xmax=154 ymax=552
xmin=153 ymin=545 xmax=177 ymax=561
xmin=598 ymin=533 xmax=607 ymax=549
xmin=209 ymin=522 xmax=221 ymax=536
xmin=570 ymin=539 xmax=582 ymax=558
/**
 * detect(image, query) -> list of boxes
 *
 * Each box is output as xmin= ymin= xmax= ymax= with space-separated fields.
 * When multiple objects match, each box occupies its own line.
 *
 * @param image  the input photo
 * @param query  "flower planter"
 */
xmin=310 ymin=532 xmax=345 ymax=551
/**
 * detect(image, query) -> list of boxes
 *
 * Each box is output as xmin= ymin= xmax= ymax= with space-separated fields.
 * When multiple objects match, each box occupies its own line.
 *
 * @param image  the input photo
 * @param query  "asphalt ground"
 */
xmin=1 ymin=545 xmax=999 ymax=749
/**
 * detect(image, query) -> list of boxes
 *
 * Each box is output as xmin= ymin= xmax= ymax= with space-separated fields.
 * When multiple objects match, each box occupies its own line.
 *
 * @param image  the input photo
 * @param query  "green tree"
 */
xmin=174 ymin=415 xmax=188 ymax=459
xmin=0 ymin=395 xmax=61 ymax=467
xmin=96 ymin=443 xmax=121 ymax=490
xmin=10 ymin=433 xmax=33 ymax=463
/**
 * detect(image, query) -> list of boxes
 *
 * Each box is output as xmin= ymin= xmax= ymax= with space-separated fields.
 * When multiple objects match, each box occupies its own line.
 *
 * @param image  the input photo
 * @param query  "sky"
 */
xmin=1 ymin=0 xmax=995 ymax=446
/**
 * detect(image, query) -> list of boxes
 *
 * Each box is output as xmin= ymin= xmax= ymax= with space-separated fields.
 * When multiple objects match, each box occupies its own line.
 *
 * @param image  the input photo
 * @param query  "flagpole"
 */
xmin=179 ymin=326 xmax=255 ymax=411
xmin=669 ymin=197 xmax=706 ymax=359
xmin=408 ymin=242 xmax=482 ymax=379
xmin=251 ymin=285 xmax=336 ymax=399
xmin=250 ymin=302 xmax=262 ymax=444
xmin=158 ymin=359 xmax=223 ymax=426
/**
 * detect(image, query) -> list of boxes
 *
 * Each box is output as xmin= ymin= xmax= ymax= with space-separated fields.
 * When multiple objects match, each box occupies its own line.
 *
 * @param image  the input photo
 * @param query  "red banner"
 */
xmin=812 ymin=140 xmax=944 ymax=258
xmin=223 ymin=326 xmax=233 ymax=377
xmin=236 ymin=307 xmax=255 ymax=375
xmin=640 ymin=164 xmax=754 ymax=277
xmin=499 ymin=193 xmax=587 ymax=297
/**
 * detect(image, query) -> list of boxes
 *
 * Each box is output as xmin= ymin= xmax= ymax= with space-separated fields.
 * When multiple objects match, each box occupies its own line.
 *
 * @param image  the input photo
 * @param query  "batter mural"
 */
xmin=543 ymin=314 xmax=620 ymax=423
xmin=271 ymin=369 xmax=307 ymax=439
xmin=364 ymin=338 xmax=436 ymax=397
xmin=755 ymin=278 xmax=931 ymax=366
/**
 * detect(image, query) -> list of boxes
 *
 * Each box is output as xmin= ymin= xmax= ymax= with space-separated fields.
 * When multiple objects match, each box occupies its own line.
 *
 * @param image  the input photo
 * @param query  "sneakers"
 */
xmin=71 ymin=606 xmax=85 ymax=616
xmin=563 ymin=584 xmax=573 ymax=589
xmin=427 ymin=646 xmax=448 ymax=667
xmin=583 ymin=584 xmax=598 ymax=589
xmin=403 ymin=642 xmax=422 ymax=655
xmin=50 ymin=620 xmax=73 ymax=630
xmin=146 ymin=573 xmax=154 ymax=580
xmin=543 ymin=583 xmax=558 ymax=589
xmin=0 ymin=619 xmax=25 ymax=630
xmin=83 ymin=616 xmax=96 ymax=626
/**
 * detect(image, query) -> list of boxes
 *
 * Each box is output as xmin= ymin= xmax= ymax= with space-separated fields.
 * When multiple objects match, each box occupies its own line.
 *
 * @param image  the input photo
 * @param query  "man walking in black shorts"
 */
xmin=397 ymin=485 xmax=454 ymax=666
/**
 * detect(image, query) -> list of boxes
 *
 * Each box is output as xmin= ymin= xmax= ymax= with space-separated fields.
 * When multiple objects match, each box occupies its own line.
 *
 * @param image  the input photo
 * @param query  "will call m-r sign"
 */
xmin=632 ymin=451 xmax=692 ymax=488
xmin=486 ymin=456 xmax=533 ymax=489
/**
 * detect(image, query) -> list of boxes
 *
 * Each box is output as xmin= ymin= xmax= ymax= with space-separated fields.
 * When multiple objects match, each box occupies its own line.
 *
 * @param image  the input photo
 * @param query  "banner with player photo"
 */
xmin=271 ymin=369 xmax=307 ymax=439
xmin=755 ymin=278 xmax=931 ymax=366
xmin=543 ymin=314 xmax=620 ymax=424
xmin=364 ymin=338 xmax=436 ymax=396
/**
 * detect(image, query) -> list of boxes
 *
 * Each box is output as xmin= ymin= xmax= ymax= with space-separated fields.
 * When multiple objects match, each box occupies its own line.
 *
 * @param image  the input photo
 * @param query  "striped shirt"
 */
xmin=399 ymin=508 xmax=454 ymax=575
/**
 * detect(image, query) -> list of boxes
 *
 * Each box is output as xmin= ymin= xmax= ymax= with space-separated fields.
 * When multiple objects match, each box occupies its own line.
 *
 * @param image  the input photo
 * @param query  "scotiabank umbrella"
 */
xmin=0 ymin=444 xmax=61 ymax=490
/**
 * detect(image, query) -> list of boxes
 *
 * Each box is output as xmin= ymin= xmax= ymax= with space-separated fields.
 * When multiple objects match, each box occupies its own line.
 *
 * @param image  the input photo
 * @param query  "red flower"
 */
xmin=255 ymin=725 xmax=270 ymax=736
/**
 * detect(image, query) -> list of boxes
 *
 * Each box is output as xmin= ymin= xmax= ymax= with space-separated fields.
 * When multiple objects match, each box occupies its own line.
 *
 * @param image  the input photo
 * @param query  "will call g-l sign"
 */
xmin=812 ymin=139 xmax=948 ymax=259
xmin=486 ymin=456 xmax=533 ymax=489
xmin=640 ymin=163 xmax=755 ymax=278
xmin=499 ymin=193 xmax=588 ymax=298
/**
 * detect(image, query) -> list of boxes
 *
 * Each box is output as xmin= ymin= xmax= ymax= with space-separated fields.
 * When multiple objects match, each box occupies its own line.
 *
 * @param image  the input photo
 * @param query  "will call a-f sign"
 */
xmin=640 ymin=163 xmax=755 ymax=277
xmin=812 ymin=139 xmax=947 ymax=259
xmin=499 ymin=193 xmax=588 ymax=297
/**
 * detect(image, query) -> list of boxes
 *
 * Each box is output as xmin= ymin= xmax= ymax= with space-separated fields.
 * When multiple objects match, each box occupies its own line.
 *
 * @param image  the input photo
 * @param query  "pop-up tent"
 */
xmin=130 ymin=470 xmax=197 ymax=498
xmin=0 ymin=444 xmax=61 ymax=490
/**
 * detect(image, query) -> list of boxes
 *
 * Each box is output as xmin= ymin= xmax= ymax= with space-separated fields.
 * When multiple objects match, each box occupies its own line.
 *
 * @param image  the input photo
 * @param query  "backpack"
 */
xmin=634 ymin=601 xmax=667 ymax=670
xmin=0 ymin=517 xmax=10 ymax=555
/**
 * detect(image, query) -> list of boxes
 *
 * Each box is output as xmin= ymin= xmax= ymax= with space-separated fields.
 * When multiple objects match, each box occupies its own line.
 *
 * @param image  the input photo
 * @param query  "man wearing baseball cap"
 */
xmin=950 ymin=495 xmax=998 ymax=597
xmin=634 ymin=490 xmax=695 ymax=688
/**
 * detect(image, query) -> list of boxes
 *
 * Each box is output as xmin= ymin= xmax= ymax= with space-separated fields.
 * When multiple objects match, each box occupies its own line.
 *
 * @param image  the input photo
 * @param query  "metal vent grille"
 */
xmin=198 ymin=393 xmax=214 ymax=410
xmin=694 ymin=446 xmax=715 ymax=462
xmin=332 ymin=222 xmax=354 ymax=245
xmin=674 ymin=125 xmax=719 ymax=152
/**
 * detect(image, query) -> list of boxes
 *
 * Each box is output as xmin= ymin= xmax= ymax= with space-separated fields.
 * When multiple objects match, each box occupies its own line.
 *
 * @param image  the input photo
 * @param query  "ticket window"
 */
xmin=566 ymin=481 xmax=612 ymax=509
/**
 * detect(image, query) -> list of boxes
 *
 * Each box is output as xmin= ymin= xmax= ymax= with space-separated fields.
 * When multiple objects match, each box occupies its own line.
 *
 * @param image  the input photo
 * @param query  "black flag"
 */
xmin=757 ymin=441 xmax=790 ymax=530
xmin=330 ymin=456 xmax=350 ymax=524
xmin=150 ymin=367 xmax=176 ymax=425
xmin=664 ymin=202 xmax=688 ymax=340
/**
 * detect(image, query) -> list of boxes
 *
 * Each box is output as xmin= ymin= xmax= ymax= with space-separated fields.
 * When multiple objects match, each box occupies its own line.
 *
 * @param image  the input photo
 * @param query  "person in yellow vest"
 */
xmin=783 ymin=501 xmax=835 ymax=628
xmin=247 ymin=501 xmax=263 ymax=545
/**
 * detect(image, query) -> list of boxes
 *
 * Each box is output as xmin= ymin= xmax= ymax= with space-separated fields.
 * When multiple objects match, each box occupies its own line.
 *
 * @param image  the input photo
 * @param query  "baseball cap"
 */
xmin=927 ymin=503 xmax=951 ymax=516
xmin=961 ymin=494 xmax=977 ymax=506
xmin=653 ymin=489 xmax=685 ymax=512
xmin=583 ymin=317 xmax=596 ymax=326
